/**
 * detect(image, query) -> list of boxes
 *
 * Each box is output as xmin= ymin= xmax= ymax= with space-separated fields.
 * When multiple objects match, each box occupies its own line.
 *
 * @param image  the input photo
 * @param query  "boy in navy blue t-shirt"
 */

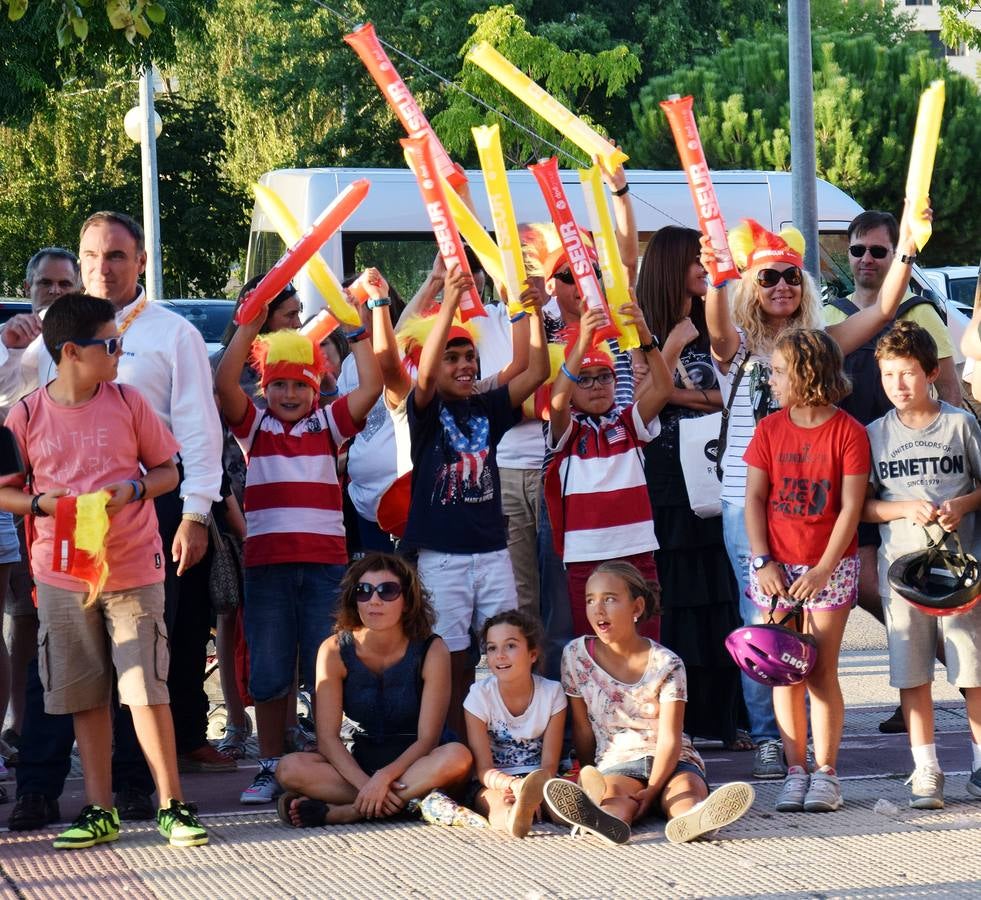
xmin=405 ymin=267 xmax=548 ymax=733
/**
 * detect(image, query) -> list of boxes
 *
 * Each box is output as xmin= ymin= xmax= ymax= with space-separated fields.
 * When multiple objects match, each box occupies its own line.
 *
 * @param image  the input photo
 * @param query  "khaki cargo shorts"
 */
xmin=35 ymin=581 xmax=170 ymax=715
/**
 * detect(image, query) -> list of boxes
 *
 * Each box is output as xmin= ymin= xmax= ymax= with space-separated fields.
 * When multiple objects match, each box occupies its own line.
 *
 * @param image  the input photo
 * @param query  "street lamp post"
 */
xmin=788 ymin=0 xmax=821 ymax=281
xmin=124 ymin=65 xmax=164 ymax=302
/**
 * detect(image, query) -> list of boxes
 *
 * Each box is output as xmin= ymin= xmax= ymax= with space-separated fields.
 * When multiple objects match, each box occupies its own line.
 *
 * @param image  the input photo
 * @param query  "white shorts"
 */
xmin=881 ymin=589 xmax=981 ymax=689
xmin=417 ymin=548 xmax=518 ymax=652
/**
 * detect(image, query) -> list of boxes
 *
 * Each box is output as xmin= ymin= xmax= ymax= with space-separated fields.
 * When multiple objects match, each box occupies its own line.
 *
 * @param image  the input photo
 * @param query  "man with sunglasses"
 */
xmin=0 ymin=212 xmax=226 ymax=831
xmin=825 ymin=208 xmax=958 ymax=735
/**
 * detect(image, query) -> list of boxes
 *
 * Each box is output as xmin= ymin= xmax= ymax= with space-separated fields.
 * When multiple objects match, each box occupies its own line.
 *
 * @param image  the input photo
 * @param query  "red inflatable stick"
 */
xmin=236 ymin=180 xmax=371 ymax=325
xmin=402 ymin=135 xmax=486 ymax=321
xmin=659 ymin=95 xmax=739 ymax=285
xmin=529 ymin=157 xmax=617 ymax=343
xmin=344 ymin=23 xmax=465 ymax=190
xmin=301 ymin=310 xmax=340 ymax=344
xmin=347 ymin=275 xmax=370 ymax=305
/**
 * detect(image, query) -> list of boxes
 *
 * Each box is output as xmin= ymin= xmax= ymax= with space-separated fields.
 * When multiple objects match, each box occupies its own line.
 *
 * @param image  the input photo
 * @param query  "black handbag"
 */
xmin=208 ymin=518 xmax=243 ymax=615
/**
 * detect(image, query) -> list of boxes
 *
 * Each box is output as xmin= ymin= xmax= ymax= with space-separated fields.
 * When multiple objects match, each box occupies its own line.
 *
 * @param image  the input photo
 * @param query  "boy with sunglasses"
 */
xmin=544 ymin=301 xmax=674 ymax=638
xmin=0 ymin=293 xmax=210 ymax=849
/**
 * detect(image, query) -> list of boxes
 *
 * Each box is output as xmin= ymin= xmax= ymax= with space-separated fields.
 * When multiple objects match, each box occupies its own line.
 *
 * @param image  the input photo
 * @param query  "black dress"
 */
xmin=645 ymin=341 xmax=746 ymax=744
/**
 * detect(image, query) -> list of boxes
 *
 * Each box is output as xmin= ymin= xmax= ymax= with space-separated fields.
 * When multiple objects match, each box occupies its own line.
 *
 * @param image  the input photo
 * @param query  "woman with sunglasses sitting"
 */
xmin=276 ymin=553 xmax=477 ymax=828
xmin=704 ymin=208 xmax=928 ymax=780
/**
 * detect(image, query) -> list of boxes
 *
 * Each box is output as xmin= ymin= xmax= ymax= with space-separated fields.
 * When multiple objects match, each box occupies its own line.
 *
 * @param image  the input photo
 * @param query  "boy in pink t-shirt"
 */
xmin=0 ymin=293 xmax=209 ymax=850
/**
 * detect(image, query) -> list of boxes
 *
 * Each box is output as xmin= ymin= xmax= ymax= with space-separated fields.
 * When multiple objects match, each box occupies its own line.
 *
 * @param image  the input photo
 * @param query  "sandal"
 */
xmin=285 ymin=724 xmax=317 ymax=753
xmin=216 ymin=724 xmax=249 ymax=759
xmin=724 ymin=729 xmax=755 ymax=752
xmin=276 ymin=791 xmax=329 ymax=828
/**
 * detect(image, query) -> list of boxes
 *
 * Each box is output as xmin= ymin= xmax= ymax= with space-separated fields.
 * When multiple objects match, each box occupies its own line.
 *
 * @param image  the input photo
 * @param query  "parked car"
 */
xmin=921 ymin=265 xmax=979 ymax=316
xmin=160 ymin=299 xmax=236 ymax=354
xmin=0 ymin=298 xmax=235 ymax=355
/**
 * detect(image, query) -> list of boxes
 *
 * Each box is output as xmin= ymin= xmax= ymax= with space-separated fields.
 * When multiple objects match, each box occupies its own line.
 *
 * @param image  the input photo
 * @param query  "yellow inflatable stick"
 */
xmin=578 ymin=164 xmax=639 ymax=351
xmin=467 ymin=42 xmax=628 ymax=175
xmin=253 ymin=184 xmax=361 ymax=326
xmin=473 ymin=124 xmax=528 ymax=316
xmin=905 ymin=79 xmax=945 ymax=251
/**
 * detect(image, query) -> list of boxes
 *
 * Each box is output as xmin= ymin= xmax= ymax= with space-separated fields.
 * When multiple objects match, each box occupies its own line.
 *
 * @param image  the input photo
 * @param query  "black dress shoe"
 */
xmin=115 ymin=787 xmax=155 ymax=821
xmin=8 ymin=792 xmax=60 ymax=831
xmin=878 ymin=706 xmax=908 ymax=734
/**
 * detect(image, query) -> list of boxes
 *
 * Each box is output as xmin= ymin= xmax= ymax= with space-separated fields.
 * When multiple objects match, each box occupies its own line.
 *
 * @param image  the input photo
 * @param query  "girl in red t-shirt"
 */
xmin=743 ymin=328 xmax=870 ymax=815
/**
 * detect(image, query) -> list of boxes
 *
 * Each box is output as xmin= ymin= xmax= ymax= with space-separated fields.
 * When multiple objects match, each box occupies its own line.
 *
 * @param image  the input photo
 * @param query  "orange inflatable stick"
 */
xmin=344 ymin=23 xmax=465 ymax=190
xmin=659 ymin=95 xmax=739 ymax=285
xmin=402 ymin=135 xmax=487 ymax=321
xmin=236 ymin=180 xmax=370 ymax=325
xmin=301 ymin=310 xmax=341 ymax=344
xmin=529 ymin=157 xmax=617 ymax=343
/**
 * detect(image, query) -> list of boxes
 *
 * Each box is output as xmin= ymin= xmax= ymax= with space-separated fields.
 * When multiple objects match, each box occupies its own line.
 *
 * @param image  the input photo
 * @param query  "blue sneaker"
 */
xmin=240 ymin=761 xmax=282 ymax=805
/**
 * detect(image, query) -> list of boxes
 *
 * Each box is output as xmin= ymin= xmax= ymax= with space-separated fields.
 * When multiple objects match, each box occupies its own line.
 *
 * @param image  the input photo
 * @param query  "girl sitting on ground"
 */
xmin=543 ymin=561 xmax=755 ymax=845
xmin=463 ymin=610 xmax=567 ymax=837
xmin=276 ymin=553 xmax=478 ymax=827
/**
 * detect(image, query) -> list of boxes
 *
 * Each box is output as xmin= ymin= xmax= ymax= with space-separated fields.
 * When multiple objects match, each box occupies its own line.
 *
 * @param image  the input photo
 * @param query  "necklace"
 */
xmin=117 ymin=295 xmax=148 ymax=335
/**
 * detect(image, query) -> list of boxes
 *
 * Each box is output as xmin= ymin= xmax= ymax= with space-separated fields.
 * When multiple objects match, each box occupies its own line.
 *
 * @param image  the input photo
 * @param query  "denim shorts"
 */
xmin=243 ymin=562 xmax=344 ymax=702
xmin=0 ymin=510 xmax=20 ymax=564
xmin=601 ymin=756 xmax=709 ymax=791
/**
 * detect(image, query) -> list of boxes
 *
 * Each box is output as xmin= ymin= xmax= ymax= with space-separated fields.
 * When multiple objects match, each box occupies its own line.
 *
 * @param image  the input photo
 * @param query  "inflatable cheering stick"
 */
xmin=402 ymin=135 xmax=487 ymax=320
xmin=905 ymin=80 xmax=944 ymax=251
xmin=345 ymin=23 xmax=465 ymax=189
xmin=253 ymin=184 xmax=361 ymax=326
xmin=529 ymin=156 xmax=617 ymax=344
xmin=659 ymin=95 xmax=739 ymax=285
xmin=237 ymin=180 xmax=370 ymax=326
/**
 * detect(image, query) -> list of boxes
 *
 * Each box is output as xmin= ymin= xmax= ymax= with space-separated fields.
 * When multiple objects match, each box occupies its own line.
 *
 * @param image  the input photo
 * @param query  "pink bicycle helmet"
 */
xmin=725 ymin=622 xmax=817 ymax=687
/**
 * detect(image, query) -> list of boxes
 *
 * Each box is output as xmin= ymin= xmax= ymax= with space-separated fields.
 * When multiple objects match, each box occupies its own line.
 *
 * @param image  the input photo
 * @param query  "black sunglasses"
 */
xmin=354 ymin=581 xmax=403 ymax=602
xmin=554 ymin=265 xmax=602 ymax=285
xmin=55 ymin=336 xmax=123 ymax=355
xmin=756 ymin=266 xmax=803 ymax=288
xmin=848 ymin=243 xmax=890 ymax=260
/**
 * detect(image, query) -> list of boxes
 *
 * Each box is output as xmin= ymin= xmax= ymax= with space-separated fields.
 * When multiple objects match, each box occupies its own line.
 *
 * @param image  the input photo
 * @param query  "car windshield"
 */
xmin=163 ymin=302 xmax=234 ymax=343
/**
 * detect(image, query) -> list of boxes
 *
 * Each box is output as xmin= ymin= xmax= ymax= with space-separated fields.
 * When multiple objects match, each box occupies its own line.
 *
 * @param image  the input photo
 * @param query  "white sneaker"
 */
xmin=803 ymin=765 xmax=843 ymax=812
xmin=775 ymin=766 xmax=810 ymax=812
xmin=664 ymin=781 xmax=755 ymax=844
xmin=907 ymin=767 xmax=944 ymax=810
xmin=240 ymin=762 xmax=282 ymax=805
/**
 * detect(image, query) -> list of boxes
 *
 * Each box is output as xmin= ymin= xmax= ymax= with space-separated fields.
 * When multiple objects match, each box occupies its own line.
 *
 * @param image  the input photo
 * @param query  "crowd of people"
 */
xmin=0 ymin=182 xmax=978 ymax=853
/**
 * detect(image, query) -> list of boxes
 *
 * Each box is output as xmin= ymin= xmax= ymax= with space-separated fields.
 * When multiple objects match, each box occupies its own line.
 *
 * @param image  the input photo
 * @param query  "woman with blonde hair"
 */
xmin=705 ymin=207 xmax=924 ymax=780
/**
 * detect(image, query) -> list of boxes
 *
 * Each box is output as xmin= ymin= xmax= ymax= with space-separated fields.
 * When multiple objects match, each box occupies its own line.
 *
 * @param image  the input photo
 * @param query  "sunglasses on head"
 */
xmin=354 ymin=581 xmax=403 ymax=602
xmin=553 ymin=265 xmax=602 ymax=285
xmin=756 ymin=266 xmax=803 ymax=288
xmin=56 ymin=336 xmax=123 ymax=356
xmin=848 ymin=243 xmax=890 ymax=260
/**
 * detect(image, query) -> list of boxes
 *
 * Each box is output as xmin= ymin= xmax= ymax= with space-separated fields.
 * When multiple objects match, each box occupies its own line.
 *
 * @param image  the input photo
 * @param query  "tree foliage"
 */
xmin=631 ymin=32 xmax=981 ymax=264
xmin=1 ymin=0 xmax=169 ymax=46
xmin=0 ymin=79 xmax=247 ymax=295
xmin=939 ymin=0 xmax=981 ymax=52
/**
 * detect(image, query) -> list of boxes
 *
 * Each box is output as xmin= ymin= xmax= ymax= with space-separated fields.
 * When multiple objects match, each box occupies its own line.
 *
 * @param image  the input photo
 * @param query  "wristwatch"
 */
xmin=898 ymin=252 xmax=917 ymax=265
xmin=751 ymin=554 xmax=772 ymax=571
xmin=182 ymin=512 xmax=210 ymax=527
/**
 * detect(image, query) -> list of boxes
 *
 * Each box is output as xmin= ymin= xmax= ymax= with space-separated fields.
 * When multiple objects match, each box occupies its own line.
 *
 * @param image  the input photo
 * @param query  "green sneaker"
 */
xmin=157 ymin=799 xmax=209 ymax=847
xmin=53 ymin=804 xmax=120 ymax=850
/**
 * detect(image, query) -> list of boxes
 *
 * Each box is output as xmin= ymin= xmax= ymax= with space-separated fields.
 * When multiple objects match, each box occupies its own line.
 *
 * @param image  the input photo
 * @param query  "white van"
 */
xmin=244 ymin=166 xmax=931 ymax=314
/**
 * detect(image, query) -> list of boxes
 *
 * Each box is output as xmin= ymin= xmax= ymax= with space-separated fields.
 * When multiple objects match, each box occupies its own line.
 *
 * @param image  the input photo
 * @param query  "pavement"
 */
xmin=1 ymin=609 xmax=980 ymax=899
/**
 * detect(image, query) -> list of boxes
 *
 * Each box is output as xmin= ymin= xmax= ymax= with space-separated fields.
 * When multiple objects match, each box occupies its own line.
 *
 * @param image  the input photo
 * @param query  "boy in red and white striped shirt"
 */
xmin=215 ymin=310 xmax=381 ymax=805
xmin=545 ymin=302 xmax=673 ymax=639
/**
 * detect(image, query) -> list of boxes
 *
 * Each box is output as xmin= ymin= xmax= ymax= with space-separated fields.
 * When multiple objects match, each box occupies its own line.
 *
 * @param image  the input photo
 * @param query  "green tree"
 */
xmin=432 ymin=4 xmax=641 ymax=168
xmin=1 ymin=0 xmax=169 ymax=46
xmin=939 ymin=0 xmax=981 ymax=52
xmin=0 ymin=81 xmax=247 ymax=295
xmin=810 ymin=0 xmax=919 ymax=46
xmin=630 ymin=33 xmax=981 ymax=265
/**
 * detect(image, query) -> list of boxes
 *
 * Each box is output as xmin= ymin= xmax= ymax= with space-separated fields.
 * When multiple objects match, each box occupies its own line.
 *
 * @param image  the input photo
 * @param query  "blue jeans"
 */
xmin=721 ymin=500 xmax=780 ymax=744
xmin=243 ymin=562 xmax=344 ymax=701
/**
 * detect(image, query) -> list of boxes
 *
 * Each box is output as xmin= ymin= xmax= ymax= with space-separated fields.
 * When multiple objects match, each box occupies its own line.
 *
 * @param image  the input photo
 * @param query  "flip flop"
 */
xmin=724 ymin=729 xmax=755 ymax=752
xmin=276 ymin=792 xmax=329 ymax=828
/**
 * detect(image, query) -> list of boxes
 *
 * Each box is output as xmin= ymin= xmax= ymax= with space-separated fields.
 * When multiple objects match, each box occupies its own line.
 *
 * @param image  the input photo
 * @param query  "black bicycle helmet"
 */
xmin=887 ymin=526 xmax=981 ymax=617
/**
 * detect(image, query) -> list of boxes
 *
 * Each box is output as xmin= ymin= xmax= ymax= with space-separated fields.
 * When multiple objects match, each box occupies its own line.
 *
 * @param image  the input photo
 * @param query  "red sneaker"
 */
xmin=177 ymin=743 xmax=238 ymax=773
